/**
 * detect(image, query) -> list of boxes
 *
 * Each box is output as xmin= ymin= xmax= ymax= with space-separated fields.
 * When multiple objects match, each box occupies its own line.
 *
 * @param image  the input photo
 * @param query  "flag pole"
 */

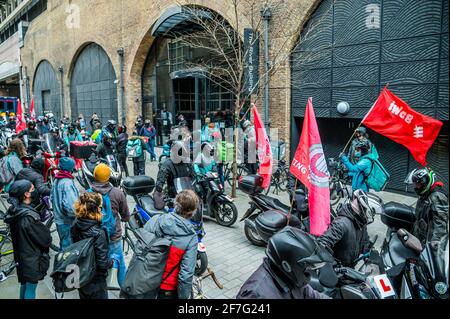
xmin=287 ymin=178 xmax=298 ymax=225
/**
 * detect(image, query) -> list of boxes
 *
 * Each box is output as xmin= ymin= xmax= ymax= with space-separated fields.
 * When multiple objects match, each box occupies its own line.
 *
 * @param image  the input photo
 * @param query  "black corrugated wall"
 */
xmin=291 ymin=0 xmax=449 ymax=193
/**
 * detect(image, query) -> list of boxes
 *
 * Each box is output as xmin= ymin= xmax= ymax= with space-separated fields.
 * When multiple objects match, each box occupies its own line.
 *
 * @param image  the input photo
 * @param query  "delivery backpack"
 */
xmin=120 ymin=226 xmax=180 ymax=299
xmin=364 ymin=158 xmax=390 ymax=192
xmin=0 ymin=155 xmax=14 ymax=186
xmin=126 ymin=139 xmax=143 ymax=159
xmin=88 ymin=189 xmax=116 ymax=240
xmin=50 ymin=237 xmax=96 ymax=293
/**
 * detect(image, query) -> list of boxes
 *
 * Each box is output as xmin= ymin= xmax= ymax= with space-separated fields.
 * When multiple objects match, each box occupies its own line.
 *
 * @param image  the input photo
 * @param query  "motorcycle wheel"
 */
xmin=244 ymin=214 xmax=266 ymax=247
xmin=214 ymin=201 xmax=238 ymax=227
xmin=195 ymin=252 xmax=208 ymax=276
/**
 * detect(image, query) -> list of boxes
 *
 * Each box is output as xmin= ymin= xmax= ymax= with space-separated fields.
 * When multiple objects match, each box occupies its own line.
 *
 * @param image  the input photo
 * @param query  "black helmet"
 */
xmin=50 ymin=127 xmax=59 ymax=134
xmin=405 ymin=167 xmax=436 ymax=195
xmin=107 ymin=120 xmax=116 ymax=129
xmin=350 ymin=189 xmax=371 ymax=223
xmin=68 ymin=123 xmax=76 ymax=131
xmin=28 ymin=120 xmax=36 ymax=128
xmin=266 ymin=226 xmax=334 ymax=288
xmin=355 ymin=138 xmax=370 ymax=155
xmin=356 ymin=126 xmax=367 ymax=135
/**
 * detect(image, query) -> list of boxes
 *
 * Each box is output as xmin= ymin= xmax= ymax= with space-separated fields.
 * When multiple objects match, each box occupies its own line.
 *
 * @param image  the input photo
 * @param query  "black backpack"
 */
xmin=50 ymin=237 xmax=96 ymax=293
xmin=120 ymin=227 xmax=179 ymax=299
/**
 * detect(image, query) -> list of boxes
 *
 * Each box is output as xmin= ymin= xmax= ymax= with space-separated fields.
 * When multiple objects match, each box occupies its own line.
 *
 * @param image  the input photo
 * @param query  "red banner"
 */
xmin=15 ymin=99 xmax=27 ymax=134
xmin=290 ymin=98 xmax=330 ymax=235
xmin=362 ymin=87 xmax=443 ymax=166
xmin=252 ymin=104 xmax=273 ymax=188
xmin=29 ymin=99 xmax=36 ymax=121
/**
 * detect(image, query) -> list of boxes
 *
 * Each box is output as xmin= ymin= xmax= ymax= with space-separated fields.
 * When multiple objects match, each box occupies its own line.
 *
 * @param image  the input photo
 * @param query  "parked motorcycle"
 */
xmin=78 ymin=152 xmax=122 ymax=189
xmin=195 ymin=171 xmax=238 ymax=227
xmin=122 ymin=175 xmax=209 ymax=276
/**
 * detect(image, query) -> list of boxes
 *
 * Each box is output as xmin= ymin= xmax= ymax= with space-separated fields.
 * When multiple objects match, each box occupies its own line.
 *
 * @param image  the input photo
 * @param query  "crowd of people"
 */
xmin=0 ymin=110 xmax=448 ymax=300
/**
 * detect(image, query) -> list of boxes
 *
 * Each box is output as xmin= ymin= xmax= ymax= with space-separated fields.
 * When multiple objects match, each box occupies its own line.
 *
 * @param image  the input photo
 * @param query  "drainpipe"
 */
xmin=117 ymin=48 xmax=125 ymax=125
xmin=24 ymin=67 xmax=30 ymax=110
xmin=58 ymin=66 xmax=64 ymax=119
xmin=261 ymin=6 xmax=272 ymax=130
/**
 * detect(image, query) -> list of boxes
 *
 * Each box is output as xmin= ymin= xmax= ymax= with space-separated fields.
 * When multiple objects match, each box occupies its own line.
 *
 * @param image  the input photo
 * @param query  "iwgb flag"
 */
xmin=362 ymin=87 xmax=443 ymax=166
xmin=15 ymin=99 xmax=27 ymax=134
xmin=252 ymin=104 xmax=273 ymax=188
xmin=290 ymin=98 xmax=330 ymax=235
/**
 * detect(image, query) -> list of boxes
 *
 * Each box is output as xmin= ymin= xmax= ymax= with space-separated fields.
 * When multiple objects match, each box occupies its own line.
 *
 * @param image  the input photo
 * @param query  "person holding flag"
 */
xmin=15 ymin=99 xmax=27 ymax=134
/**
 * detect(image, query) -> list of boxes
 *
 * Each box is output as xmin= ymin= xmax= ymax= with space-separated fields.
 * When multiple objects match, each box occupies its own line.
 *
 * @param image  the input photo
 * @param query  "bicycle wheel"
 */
xmin=0 ymin=231 xmax=15 ymax=276
xmin=278 ymin=168 xmax=289 ymax=192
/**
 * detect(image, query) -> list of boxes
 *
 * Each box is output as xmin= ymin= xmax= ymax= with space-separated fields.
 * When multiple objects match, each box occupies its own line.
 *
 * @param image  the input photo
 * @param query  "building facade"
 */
xmin=18 ymin=0 xmax=448 ymax=192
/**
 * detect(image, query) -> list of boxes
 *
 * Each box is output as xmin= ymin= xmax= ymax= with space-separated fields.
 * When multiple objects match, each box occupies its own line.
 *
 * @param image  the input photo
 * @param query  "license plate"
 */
xmin=373 ymin=274 xmax=396 ymax=299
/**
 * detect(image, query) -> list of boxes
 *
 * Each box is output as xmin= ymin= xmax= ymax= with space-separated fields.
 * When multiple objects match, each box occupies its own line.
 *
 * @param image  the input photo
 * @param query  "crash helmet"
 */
xmin=118 ymin=125 xmax=127 ymax=134
xmin=68 ymin=123 xmax=76 ymax=133
xmin=242 ymin=120 xmax=252 ymax=131
xmin=355 ymin=126 xmax=367 ymax=135
xmin=170 ymin=140 xmax=190 ymax=164
xmin=354 ymin=138 xmax=370 ymax=155
xmin=37 ymin=116 xmax=44 ymax=123
xmin=102 ymin=130 xmax=114 ymax=146
xmin=9 ymin=116 xmax=15 ymax=122
xmin=266 ymin=226 xmax=334 ymax=288
xmin=350 ymin=189 xmax=371 ymax=223
xmin=201 ymin=142 xmax=214 ymax=156
xmin=27 ymin=120 xmax=36 ymax=129
xmin=405 ymin=167 xmax=436 ymax=195
xmin=50 ymin=127 xmax=59 ymax=135
xmin=43 ymin=116 xmax=49 ymax=124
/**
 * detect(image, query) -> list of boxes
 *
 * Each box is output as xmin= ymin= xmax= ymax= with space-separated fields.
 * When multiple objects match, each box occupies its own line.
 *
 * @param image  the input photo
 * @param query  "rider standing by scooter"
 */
xmin=95 ymin=131 xmax=116 ymax=161
xmin=405 ymin=168 xmax=448 ymax=245
xmin=317 ymin=189 xmax=371 ymax=268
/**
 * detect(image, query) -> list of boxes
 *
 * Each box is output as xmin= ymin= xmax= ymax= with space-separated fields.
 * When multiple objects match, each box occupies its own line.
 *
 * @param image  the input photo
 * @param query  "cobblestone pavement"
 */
xmin=0 ymin=148 xmax=417 ymax=299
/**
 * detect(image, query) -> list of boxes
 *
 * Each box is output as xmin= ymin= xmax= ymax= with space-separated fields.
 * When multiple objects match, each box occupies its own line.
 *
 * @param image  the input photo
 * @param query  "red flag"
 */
xmin=290 ymin=98 xmax=330 ymax=235
xmin=252 ymin=104 xmax=273 ymax=188
xmin=29 ymin=99 xmax=36 ymax=120
xmin=15 ymin=99 xmax=27 ymax=134
xmin=362 ymin=87 xmax=443 ymax=166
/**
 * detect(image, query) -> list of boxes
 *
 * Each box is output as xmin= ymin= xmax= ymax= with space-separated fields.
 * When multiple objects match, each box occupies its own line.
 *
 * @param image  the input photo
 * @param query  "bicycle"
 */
xmin=264 ymin=159 xmax=290 ymax=195
xmin=328 ymin=157 xmax=352 ymax=206
xmin=0 ymin=212 xmax=16 ymax=282
xmin=224 ymin=162 xmax=251 ymax=187
xmin=192 ymin=267 xmax=224 ymax=299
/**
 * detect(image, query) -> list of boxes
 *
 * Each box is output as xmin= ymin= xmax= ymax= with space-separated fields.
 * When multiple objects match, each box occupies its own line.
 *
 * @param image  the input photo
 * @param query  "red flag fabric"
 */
xmin=252 ymin=104 xmax=273 ymax=188
xmin=290 ymin=98 xmax=331 ymax=235
xmin=29 ymin=99 xmax=36 ymax=120
xmin=15 ymin=99 xmax=27 ymax=134
xmin=362 ymin=87 xmax=443 ymax=166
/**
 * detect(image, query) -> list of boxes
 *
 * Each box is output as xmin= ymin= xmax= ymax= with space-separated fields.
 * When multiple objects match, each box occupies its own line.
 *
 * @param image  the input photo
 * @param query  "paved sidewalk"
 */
xmin=0 ymin=148 xmax=417 ymax=299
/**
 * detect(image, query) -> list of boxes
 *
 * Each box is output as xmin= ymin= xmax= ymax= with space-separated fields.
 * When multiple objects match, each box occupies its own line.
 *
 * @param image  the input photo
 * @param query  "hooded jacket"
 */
xmin=144 ymin=212 xmax=197 ymax=299
xmin=4 ymin=204 xmax=52 ymax=283
xmin=90 ymin=182 xmax=130 ymax=242
xmin=50 ymin=171 xmax=79 ymax=225
xmin=116 ymin=132 xmax=129 ymax=156
xmin=413 ymin=183 xmax=448 ymax=243
xmin=15 ymin=167 xmax=51 ymax=206
xmin=156 ymin=159 xmax=196 ymax=198
xmin=340 ymin=153 xmax=376 ymax=192
xmin=236 ymin=258 xmax=330 ymax=299
xmin=71 ymin=218 xmax=113 ymax=278
xmin=317 ymin=203 xmax=370 ymax=267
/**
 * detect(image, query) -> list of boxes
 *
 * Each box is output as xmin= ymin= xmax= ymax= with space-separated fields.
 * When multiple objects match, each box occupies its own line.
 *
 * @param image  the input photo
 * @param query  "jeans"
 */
xmin=108 ymin=240 xmax=126 ymax=287
xmin=133 ymin=160 xmax=145 ymax=176
xmin=217 ymin=164 xmax=225 ymax=188
xmin=117 ymin=154 xmax=129 ymax=177
xmin=20 ymin=282 xmax=38 ymax=299
xmin=147 ymin=139 xmax=157 ymax=160
xmin=56 ymin=223 xmax=72 ymax=251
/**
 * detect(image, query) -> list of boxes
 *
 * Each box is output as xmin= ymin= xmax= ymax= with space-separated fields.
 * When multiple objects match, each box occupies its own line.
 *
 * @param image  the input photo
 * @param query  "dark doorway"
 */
xmin=41 ymin=90 xmax=51 ymax=113
xmin=172 ymin=77 xmax=205 ymax=128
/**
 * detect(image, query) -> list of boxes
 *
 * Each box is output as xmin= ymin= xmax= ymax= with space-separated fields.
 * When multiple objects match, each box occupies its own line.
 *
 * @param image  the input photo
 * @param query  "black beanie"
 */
xmin=31 ymin=158 xmax=45 ymax=173
xmin=8 ymin=180 xmax=33 ymax=207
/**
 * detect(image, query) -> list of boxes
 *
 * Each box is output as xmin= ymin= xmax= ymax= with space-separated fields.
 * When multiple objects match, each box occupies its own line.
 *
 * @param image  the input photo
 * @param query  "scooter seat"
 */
xmin=258 ymin=194 xmax=290 ymax=212
xmin=139 ymin=195 xmax=165 ymax=215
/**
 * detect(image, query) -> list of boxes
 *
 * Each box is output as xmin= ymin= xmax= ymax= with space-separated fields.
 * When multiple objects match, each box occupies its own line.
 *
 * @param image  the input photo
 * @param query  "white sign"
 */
xmin=373 ymin=274 xmax=396 ymax=299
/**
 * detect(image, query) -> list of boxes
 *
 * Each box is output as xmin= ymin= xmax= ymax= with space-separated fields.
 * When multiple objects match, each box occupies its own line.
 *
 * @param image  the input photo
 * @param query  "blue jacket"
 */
xmin=140 ymin=126 xmax=156 ymax=141
xmin=341 ymin=154 xmax=374 ymax=192
xmin=51 ymin=176 xmax=79 ymax=225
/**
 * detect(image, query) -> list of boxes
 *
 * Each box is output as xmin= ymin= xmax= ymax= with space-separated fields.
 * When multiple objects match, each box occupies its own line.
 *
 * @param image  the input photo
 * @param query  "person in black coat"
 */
xmin=15 ymin=158 xmax=51 ymax=208
xmin=317 ymin=189 xmax=371 ymax=268
xmin=4 ymin=180 xmax=52 ymax=299
xmin=116 ymin=125 xmax=129 ymax=177
xmin=237 ymin=227 xmax=331 ymax=299
xmin=71 ymin=192 xmax=113 ymax=299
